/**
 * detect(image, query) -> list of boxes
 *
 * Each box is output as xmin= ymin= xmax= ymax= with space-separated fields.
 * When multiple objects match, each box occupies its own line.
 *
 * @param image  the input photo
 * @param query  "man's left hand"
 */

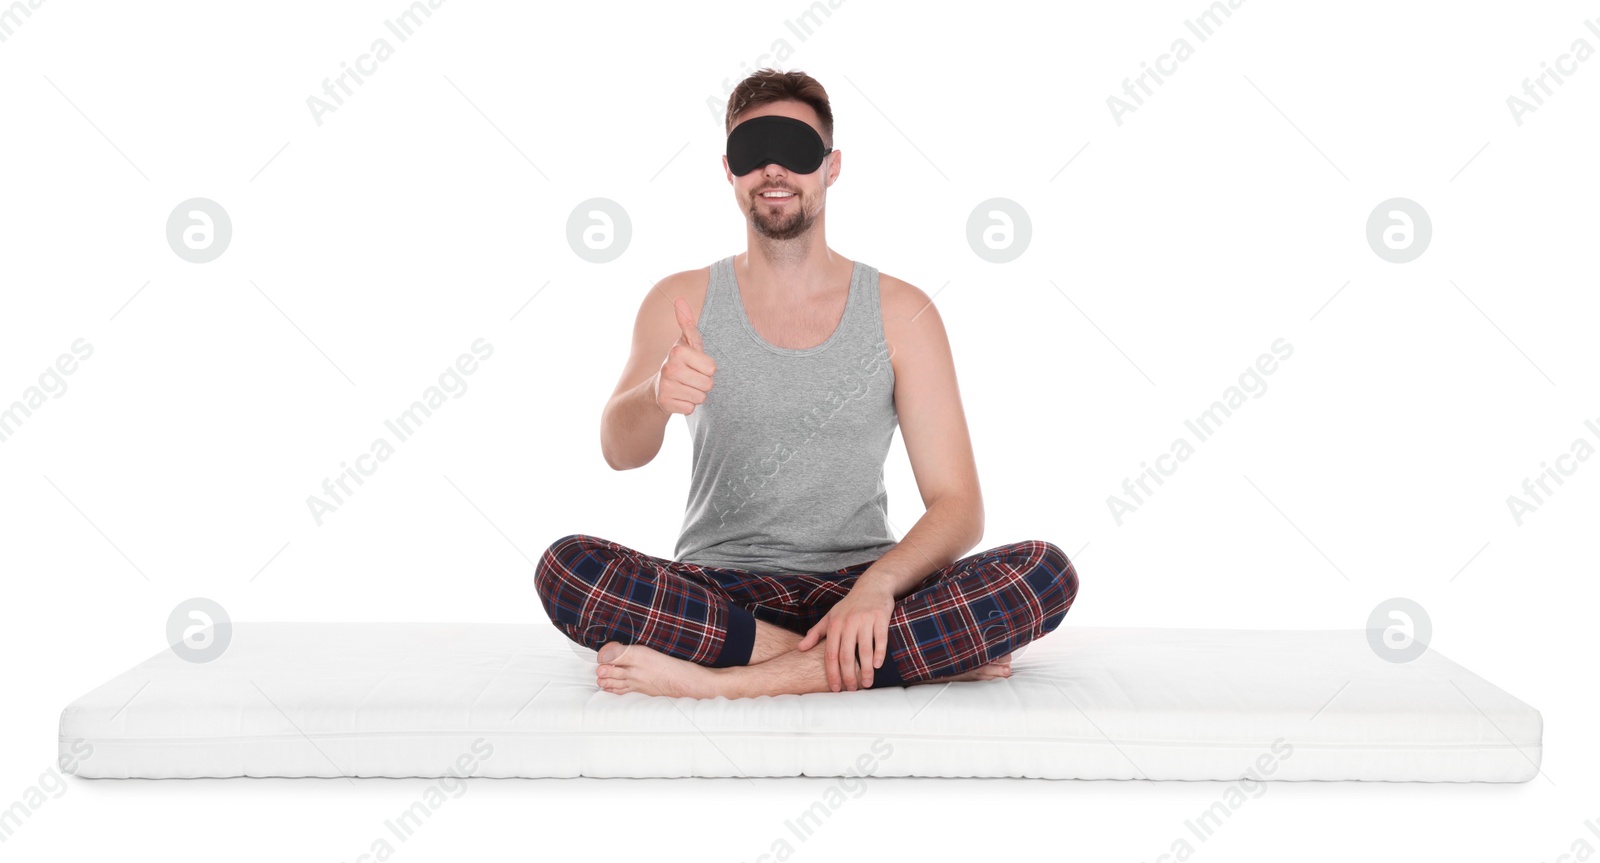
xmin=798 ymin=577 xmax=895 ymax=691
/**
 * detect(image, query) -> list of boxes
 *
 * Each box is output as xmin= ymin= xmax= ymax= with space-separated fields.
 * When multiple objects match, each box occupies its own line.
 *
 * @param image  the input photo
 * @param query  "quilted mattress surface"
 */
xmin=58 ymin=622 xmax=1543 ymax=781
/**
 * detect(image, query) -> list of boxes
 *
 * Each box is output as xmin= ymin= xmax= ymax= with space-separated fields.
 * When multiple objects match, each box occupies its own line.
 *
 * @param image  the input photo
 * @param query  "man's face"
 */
xmin=724 ymin=103 xmax=837 ymax=242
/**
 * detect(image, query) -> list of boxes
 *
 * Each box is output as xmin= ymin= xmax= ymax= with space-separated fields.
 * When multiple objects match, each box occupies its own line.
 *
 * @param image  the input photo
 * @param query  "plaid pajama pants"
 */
xmin=534 ymin=533 xmax=1080 ymax=687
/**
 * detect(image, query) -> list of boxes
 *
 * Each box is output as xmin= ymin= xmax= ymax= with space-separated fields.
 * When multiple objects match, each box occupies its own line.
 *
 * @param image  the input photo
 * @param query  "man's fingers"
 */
xmin=669 ymin=297 xmax=715 ymax=377
xmin=798 ymin=618 xmax=822 ymax=651
xmin=838 ymin=625 xmax=859 ymax=691
xmin=859 ymin=623 xmax=877 ymax=687
xmin=673 ymin=297 xmax=704 ymax=352
xmin=874 ymin=618 xmax=888 ymax=670
xmin=673 ymin=366 xmax=715 ymax=392
xmin=823 ymin=620 xmax=841 ymax=692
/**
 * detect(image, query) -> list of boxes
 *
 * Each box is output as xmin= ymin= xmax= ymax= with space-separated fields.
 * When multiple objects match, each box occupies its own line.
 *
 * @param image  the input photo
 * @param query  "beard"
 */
xmin=749 ymin=192 xmax=816 ymax=241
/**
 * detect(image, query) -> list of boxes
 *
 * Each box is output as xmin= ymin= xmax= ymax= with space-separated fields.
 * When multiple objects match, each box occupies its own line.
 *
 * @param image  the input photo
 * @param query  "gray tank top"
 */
xmin=674 ymin=254 xmax=899 ymax=574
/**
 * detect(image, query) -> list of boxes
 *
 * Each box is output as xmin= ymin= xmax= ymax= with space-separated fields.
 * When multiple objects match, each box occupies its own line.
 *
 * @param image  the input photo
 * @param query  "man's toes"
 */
xmin=971 ymin=663 xmax=1010 ymax=680
xmin=597 ymin=642 xmax=628 ymax=664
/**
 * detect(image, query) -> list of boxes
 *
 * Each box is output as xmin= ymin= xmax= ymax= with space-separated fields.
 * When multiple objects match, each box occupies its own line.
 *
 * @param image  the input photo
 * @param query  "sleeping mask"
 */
xmin=725 ymin=115 xmax=833 ymax=176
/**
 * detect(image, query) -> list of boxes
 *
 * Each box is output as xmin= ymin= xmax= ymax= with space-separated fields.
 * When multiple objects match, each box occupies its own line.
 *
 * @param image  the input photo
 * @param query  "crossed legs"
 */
xmin=536 ymin=534 xmax=1075 ymax=699
xmin=595 ymin=618 xmax=1014 ymax=698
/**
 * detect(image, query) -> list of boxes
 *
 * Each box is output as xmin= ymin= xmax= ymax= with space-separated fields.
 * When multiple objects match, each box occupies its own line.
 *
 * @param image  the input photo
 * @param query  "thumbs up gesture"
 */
xmin=655 ymin=297 xmax=718 ymax=416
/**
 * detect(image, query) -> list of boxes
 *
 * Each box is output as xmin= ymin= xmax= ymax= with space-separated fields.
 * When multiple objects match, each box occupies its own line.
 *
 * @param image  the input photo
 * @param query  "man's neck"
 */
xmin=741 ymin=233 xmax=845 ymax=299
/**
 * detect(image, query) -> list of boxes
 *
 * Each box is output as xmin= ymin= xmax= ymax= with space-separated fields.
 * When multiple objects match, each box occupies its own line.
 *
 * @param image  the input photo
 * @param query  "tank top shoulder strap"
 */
xmin=698 ymin=255 xmax=737 ymax=336
xmin=842 ymin=258 xmax=883 ymax=346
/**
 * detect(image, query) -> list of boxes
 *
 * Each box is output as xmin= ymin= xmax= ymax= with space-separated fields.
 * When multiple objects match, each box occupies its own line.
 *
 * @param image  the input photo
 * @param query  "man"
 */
xmin=535 ymin=68 xmax=1079 ymax=699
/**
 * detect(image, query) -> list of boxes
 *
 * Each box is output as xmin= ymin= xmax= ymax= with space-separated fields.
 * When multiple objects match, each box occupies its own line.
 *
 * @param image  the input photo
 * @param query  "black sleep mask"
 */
xmin=725 ymin=115 xmax=833 ymax=176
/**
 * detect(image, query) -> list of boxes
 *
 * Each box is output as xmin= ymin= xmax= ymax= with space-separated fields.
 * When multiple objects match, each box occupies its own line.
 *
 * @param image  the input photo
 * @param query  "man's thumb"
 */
xmin=673 ymin=297 xmax=703 ymax=351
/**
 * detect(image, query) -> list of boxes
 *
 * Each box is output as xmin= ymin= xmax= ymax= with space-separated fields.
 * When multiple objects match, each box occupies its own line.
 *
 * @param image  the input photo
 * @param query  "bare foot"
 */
xmin=595 ymin=641 xmax=721 ymax=697
xmin=921 ymin=652 xmax=1014 ymax=684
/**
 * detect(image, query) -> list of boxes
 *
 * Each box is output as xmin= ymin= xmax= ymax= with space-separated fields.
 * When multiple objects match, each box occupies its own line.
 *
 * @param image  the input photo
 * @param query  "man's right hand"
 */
xmin=654 ymin=297 xmax=718 ymax=416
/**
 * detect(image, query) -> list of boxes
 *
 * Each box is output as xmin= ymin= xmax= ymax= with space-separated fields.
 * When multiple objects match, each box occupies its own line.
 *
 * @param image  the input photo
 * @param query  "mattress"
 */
xmin=58 ymin=622 xmax=1543 ymax=781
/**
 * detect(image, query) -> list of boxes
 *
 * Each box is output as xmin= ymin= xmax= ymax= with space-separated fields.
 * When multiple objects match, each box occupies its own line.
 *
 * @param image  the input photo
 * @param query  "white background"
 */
xmin=2 ymin=0 xmax=1594 ymax=860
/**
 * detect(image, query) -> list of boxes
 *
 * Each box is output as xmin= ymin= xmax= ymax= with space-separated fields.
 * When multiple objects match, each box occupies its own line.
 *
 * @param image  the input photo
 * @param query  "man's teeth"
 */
xmin=762 ymin=191 xmax=793 ymax=197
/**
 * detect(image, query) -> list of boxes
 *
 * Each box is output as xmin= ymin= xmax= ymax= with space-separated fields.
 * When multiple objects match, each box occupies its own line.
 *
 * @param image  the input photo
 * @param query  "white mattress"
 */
xmin=58 ymin=622 xmax=1543 ymax=782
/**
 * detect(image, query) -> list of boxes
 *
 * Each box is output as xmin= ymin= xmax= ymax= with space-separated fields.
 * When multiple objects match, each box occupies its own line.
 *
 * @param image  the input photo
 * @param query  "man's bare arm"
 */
xmin=600 ymin=273 xmax=697 ymax=471
xmin=602 ymin=376 xmax=671 ymax=471
xmin=855 ymin=277 xmax=985 ymax=599
xmin=859 ymin=495 xmax=983 ymax=600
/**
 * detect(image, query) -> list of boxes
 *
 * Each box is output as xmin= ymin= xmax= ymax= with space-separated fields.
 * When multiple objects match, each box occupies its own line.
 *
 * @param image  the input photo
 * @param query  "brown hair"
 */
xmin=724 ymin=68 xmax=834 ymax=148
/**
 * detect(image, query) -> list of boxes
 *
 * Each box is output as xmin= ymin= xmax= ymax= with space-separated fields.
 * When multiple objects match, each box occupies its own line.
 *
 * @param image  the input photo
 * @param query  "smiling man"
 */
xmin=535 ymin=68 xmax=1080 ymax=698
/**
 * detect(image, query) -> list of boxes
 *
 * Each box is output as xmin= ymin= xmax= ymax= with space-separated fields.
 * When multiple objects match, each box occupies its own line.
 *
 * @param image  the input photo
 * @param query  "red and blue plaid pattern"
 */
xmin=535 ymin=533 xmax=1079 ymax=686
